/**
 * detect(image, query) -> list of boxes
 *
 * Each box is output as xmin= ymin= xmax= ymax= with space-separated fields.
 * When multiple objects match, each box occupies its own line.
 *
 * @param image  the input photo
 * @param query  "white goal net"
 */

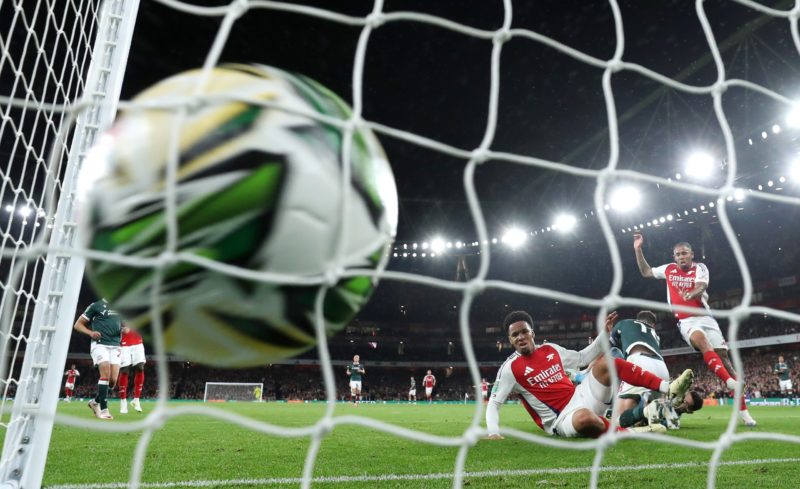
xmin=203 ymin=382 xmax=263 ymax=402
xmin=2 ymin=1 xmax=800 ymax=489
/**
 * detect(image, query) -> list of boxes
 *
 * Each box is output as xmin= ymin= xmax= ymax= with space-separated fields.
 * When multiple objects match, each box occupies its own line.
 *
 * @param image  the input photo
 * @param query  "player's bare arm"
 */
xmin=633 ymin=233 xmax=654 ymax=278
xmin=73 ymin=316 xmax=100 ymax=340
xmin=681 ymin=282 xmax=707 ymax=301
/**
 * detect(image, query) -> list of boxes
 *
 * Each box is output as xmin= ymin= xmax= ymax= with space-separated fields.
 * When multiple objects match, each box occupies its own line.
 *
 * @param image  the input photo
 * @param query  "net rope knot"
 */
xmin=365 ymin=12 xmax=385 ymax=29
xmin=493 ymin=29 xmax=512 ymax=44
xmin=606 ymin=59 xmax=624 ymax=73
xmin=470 ymin=148 xmax=490 ymax=164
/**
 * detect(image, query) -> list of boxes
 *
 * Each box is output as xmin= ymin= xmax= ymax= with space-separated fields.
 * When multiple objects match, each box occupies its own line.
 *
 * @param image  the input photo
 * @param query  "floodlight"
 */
xmin=773 ymin=124 xmax=781 ymax=134
xmin=501 ymin=228 xmax=527 ymax=248
xmin=553 ymin=214 xmax=577 ymax=232
xmin=430 ymin=238 xmax=445 ymax=253
xmin=787 ymin=105 xmax=800 ymax=128
xmin=609 ymin=186 xmax=641 ymax=212
xmin=684 ymin=152 xmax=715 ymax=179
xmin=791 ymin=158 xmax=800 ymax=180
xmin=733 ymin=188 xmax=746 ymax=201
xmin=4 ymin=205 xmax=13 ymax=213
xmin=18 ymin=207 xmax=31 ymax=217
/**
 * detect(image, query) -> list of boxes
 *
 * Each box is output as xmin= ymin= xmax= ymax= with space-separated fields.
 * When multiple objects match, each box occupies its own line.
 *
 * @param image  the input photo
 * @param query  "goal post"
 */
xmin=0 ymin=1 xmax=140 ymax=488
xmin=203 ymin=382 xmax=264 ymax=403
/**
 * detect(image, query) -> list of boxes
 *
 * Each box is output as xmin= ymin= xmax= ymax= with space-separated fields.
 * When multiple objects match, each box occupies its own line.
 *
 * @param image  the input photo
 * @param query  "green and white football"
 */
xmin=80 ymin=64 xmax=398 ymax=367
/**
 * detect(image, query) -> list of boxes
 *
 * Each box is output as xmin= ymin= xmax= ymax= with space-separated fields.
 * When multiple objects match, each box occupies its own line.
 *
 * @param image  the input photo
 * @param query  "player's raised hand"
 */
xmin=633 ymin=233 xmax=644 ymax=250
xmin=604 ymin=311 xmax=619 ymax=333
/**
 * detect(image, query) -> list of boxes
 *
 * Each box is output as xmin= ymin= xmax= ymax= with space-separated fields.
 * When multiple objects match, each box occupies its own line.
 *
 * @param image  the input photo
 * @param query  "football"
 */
xmin=80 ymin=64 xmax=398 ymax=367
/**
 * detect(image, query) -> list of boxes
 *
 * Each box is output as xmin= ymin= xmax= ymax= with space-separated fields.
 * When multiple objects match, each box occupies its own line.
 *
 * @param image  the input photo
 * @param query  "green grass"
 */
xmin=40 ymin=402 xmax=800 ymax=488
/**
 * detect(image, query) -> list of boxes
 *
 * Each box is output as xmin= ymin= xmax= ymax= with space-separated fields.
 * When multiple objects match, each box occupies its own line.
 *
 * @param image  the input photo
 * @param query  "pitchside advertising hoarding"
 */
xmin=708 ymin=398 xmax=800 ymax=407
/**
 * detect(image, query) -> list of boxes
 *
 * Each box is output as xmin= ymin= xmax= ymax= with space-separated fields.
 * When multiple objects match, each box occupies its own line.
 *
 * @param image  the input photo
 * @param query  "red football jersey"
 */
xmin=423 ymin=375 xmax=435 ymax=388
xmin=652 ymin=262 xmax=710 ymax=320
xmin=481 ymin=381 xmax=489 ymax=393
xmin=488 ymin=341 xmax=602 ymax=434
xmin=65 ymin=369 xmax=79 ymax=384
xmin=121 ymin=329 xmax=143 ymax=346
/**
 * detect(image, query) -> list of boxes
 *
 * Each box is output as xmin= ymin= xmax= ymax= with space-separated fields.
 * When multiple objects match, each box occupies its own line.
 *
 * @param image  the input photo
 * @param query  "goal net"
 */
xmin=2 ymin=0 xmax=800 ymax=489
xmin=203 ymin=382 xmax=264 ymax=403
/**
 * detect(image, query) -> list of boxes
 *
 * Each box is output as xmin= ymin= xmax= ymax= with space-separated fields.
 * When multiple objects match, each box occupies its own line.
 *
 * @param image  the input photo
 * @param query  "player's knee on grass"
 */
xmin=571 ymin=409 xmax=605 ymax=438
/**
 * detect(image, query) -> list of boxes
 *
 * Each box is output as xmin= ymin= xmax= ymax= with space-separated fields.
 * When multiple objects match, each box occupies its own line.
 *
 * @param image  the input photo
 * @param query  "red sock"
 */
xmin=65 ymin=388 xmax=72 ymax=397
xmin=118 ymin=372 xmax=129 ymax=400
xmin=134 ymin=370 xmax=144 ymax=398
xmin=600 ymin=416 xmax=610 ymax=433
xmin=703 ymin=351 xmax=734 ymax=384
xmin=738 ymin=396 xmax=747 ymax=411
xmin=613 ymin=358 xmax=664 ymax=391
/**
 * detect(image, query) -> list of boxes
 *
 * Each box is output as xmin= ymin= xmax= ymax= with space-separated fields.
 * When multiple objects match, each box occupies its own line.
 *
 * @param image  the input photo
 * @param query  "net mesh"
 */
xmin=0 ymin=0 xmax=100 ymax=417
xmin=3 ymin=0 xmax=800 ymax=488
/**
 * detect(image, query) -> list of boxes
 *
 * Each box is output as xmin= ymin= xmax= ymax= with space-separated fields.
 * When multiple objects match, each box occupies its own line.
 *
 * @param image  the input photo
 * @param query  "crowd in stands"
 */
xmin=55 ymin=346 xmax=798 ymax=403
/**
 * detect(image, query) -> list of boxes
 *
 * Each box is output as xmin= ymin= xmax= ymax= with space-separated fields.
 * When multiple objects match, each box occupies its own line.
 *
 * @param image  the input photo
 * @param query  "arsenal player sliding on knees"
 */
xmin=486 ymin=311 xmax=694 ymax=439
xmin=633 ymin=233 xmax=756 ymax=427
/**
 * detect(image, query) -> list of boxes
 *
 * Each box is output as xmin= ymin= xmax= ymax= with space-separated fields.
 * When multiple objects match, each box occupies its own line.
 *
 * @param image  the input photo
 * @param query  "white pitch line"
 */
xmin=46 ymin=457 xmax=800 ymax=489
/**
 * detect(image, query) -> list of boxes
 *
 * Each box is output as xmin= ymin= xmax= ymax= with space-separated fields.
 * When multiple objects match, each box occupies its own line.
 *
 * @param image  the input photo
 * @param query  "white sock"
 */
xmin=659 ymin=380 xmax=669 ymax=394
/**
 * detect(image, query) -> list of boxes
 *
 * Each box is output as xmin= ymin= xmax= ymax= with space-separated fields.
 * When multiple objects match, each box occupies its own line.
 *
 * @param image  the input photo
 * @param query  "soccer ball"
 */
xmin=80 ymin=64 xmax=398 ymax=367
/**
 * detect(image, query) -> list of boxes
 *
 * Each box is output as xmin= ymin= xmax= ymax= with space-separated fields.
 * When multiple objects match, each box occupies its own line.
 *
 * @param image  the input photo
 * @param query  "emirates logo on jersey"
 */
xmin=524 ymin=366 xmax=534 ymax=376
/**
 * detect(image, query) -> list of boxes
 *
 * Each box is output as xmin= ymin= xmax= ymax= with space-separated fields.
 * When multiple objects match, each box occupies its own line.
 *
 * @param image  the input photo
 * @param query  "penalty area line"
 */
xmin=45 ymin=457 xmax=800 ymax=489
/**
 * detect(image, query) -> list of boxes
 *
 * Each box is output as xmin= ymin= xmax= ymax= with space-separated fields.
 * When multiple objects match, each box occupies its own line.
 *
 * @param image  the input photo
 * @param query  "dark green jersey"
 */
xmin=347 ymin=363 xmax=364 ymax=382
xmin=774 ymin=362 xmax=790 ymax=381
xmin=609 ymin=319 xmax=662 ymax=359
xmin=82 ymin=299 xmax=123 ymax=346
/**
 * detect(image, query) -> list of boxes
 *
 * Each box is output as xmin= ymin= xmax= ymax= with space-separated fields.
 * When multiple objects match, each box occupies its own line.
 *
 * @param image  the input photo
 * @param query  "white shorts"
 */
xmin=349 ymin=380 xmax=362 ymax=391
xmin=618 ymin=353 xmax=669 ymax=399
xmin=780 ymin=379 xmax=793 ymax=391
xmin=425 ymin=387 xmax=433 ymax=396
xmin=482 ymin=390 xmax=488 ymax=399
xmin=120 ymin=344 xmax=146 ymax=367
xmin=678 ymin=316 xmax=727 ymax=350
xmin=552 ymin=369 xmax=612 ymax=438
xmin=409 ymin=388 xmax=416 ymax=396
xmin=64 ymin=382 xmax=74 ymax=390
xmin=90 ymin=342 xmax=121 ymax=366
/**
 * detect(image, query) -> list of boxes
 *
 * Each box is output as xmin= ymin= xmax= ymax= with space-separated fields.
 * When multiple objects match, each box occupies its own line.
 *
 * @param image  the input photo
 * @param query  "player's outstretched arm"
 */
xmin=485 ymin=364 xmax=514 ymax=439
xmin=633 ymin=233 xmax=654 ymax=278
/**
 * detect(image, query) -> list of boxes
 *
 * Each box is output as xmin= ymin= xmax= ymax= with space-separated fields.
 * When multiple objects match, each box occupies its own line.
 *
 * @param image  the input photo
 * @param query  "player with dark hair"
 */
xmin=633 ymin=233 xmax=756 ymax=426
xmin=63 ymin=364 xmax=80 ymax=402
xmin=423 ymin=370 xmax=436 ymax=403
xmin=486 ymin=310 xmax=694 ymax=439
xmin=609 ymin=310 xmax=680 ymax=430
xmin=73 ymin=298 xmax=128 ymax=420
xmin=775 ymin=355 xmax=793 ymax=398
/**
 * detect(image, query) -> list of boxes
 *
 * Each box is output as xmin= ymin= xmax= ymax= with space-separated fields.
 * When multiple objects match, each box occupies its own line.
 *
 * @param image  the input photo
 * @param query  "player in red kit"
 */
xmin=633 ymin=233 xmax=756 ymax=426
xmin=118 ymin=328 xmax=146 ymax=414
xmin=63 ymin=364 xmax=80 ymax=402
xmin=423 ymin=370 xmax=436 ymax=403
xmin=486 ymin=311 xmax=694 ymax=439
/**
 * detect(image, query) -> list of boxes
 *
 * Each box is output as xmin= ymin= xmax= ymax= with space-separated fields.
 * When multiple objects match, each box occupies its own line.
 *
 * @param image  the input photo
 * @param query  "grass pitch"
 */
xmin=41 ymin=401 xmax=800 ymax=488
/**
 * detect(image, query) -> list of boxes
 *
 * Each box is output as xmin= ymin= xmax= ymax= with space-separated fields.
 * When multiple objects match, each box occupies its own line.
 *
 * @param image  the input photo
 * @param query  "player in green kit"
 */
xmin=774 ymin=355 xmax=793 ymax=398
xmin=346 ymin=354 xmax=365 ymax=405
xmin=609 ymin=310 xmax=690 ymax=430
xmin=73 ymin=298 xmax=128 ymax=420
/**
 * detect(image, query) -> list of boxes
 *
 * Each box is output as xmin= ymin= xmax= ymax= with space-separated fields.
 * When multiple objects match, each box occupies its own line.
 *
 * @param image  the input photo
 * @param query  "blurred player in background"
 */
xmin=486 ymin=311 xmax=694 ymax=439
xmin=73 ymin=298 xmax=127 ymax=420
xmin=633 ymin=233 xmax=757 ymax=426
xmin=477 ymin=378 xmax=492 ymax=403
xmin=423 ymin=370 xmax=436 ymax=403
xmin=774 ymin=355 xmax=793 ymax=398
xmin=408 ymin=377 xmax=417 ymax=403
xmin=63 ymin=364 xmax=80 ymax=402
xmin=346 ymin=355 xmax=365 ymax=405
xmin=118 ymin=327 xmax=146 ymax=414
xmin=253 ymin=385 xmax=263 ymax=402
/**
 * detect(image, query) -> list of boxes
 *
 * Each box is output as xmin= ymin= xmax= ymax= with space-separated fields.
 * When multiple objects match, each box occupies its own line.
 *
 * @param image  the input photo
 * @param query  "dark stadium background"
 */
xmin=2 ymin=0 xmax=799 ymax=401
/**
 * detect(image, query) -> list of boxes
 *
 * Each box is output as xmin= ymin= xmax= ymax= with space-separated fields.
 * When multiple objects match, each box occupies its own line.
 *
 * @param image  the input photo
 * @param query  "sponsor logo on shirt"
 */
xmin=524 ymin=366 xmax=534 ymax=376
xmin=526 ymin=363 xmax=564 ymax=388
